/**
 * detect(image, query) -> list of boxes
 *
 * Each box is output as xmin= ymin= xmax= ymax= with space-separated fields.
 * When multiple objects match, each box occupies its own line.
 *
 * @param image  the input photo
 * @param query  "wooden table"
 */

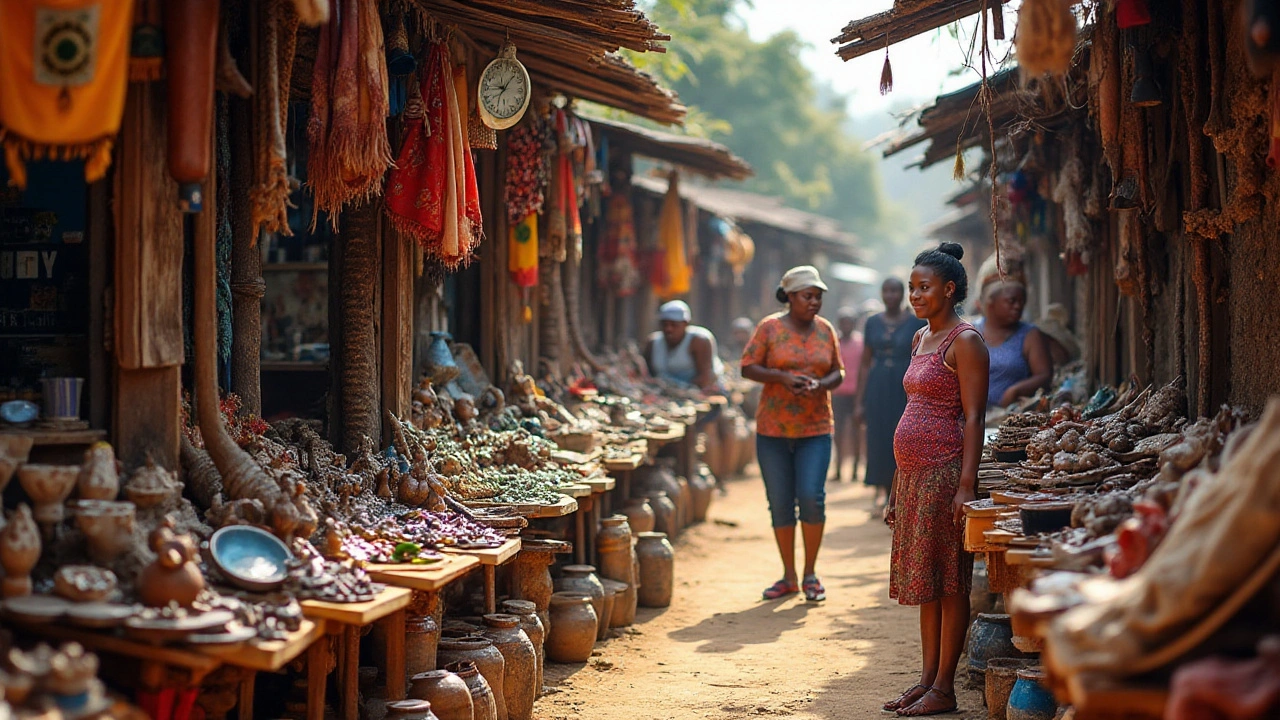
xmin=444 ymin=538 xmax=522 ymax=614
xmin=525 ymin=495 xmax=578 ymax=519
xmin=300 ymin=587 xmax=414 ymax=720
xmin=367 ymin=554 xmax=480 ymax=592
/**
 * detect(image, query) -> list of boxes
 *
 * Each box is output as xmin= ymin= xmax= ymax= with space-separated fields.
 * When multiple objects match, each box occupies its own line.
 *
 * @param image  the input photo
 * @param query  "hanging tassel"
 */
xmin=952 ymin=142 xmax=966 ymax=181
xmin=879 ymin=48 xmax=893 ymax=95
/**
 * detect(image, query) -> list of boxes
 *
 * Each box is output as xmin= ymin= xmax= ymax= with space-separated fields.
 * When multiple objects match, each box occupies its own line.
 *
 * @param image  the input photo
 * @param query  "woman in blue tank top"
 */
xmin=974 ymin=280 xmax=1052 ymax=408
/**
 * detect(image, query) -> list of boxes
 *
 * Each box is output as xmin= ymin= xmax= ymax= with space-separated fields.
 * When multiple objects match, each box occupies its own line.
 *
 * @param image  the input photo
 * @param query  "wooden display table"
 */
xmin=444 ymin=538 xmax=522 ymax=614
xmin=367 ymin=554 xmax=480 ymax=592
xmin=643 ymin=424 xmax=685 ymax=446
xmin=525 ymin=495 xmax=578 ymax=519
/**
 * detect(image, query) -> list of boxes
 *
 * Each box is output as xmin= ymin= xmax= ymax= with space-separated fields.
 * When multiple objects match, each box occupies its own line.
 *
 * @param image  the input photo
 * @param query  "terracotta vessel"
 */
xmin=137 ymin=518 xmax=205 ymax=608
xmin=406 ymin=614 xmax=442 ymax=678
xmin=511 ymin=544 xmax=556 ymax=631
xmin=601 ymin=579 xmax=630 ymax=629
xmin=77 ymin=442 xmax=119 ymax=500
xmin=620 ymin=497 xmax=655 ymax=534
xmin=644 ymin=491 xmax=677 ymax=537
xmin=595 ymin=515 xmax=636 ymax=626
xmin=500 ymin=600 xmax=545 ymax=698
xmin=0 ymin=504 xmax=41 ymax=597
xmin=634 ymin=465 xmax=684 ymax=531
xmin=445 ymin=661 xmax=497 ymax=720
xmin=72 ymin=500 xmax=136 ymax=565
xmin=689 ymin=467 xmax=714 ymax=523
xmin=0 ymin=434 xmax=34 ymax=493
xmin=636 ymin=532 xmax=674 ymax=608
xmin=17 ymin=464 xmax=78 ymax=535
xmin=479 ymin=615 xmax=536 ymax=720
xmin=675 ymin=475 xmax=692 ymax=529
xmin=554 ymin=565 xmax=606 ymax=639
xmin=409 ymin=670 xmax=472 ymax=720
xmin=123 ymin=457 xmax=181 ymax=509
xmin=966 ymin=614 xmax=1029 ymax=687
xmin=436 ymin=637 xmax=506 ymax=720
xmin=385 ymin=699 xmax=439 ymax=720
xmin=545 ymin=592 xmax=597 ymax=663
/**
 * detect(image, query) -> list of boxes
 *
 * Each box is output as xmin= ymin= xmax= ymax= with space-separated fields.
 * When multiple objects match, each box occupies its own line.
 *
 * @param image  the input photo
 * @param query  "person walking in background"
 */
xmin=742 ymin=266 xmax=844 ymax=603
xmin=831 ymin=308 xmax=864 ymax=482
xmin=855 ymin=278 xmax=925 ymax=511
xmin=973 ymin=279 xmax=1052 ymax=410
xmin=883 ymin=243 xmax=989 ymax=717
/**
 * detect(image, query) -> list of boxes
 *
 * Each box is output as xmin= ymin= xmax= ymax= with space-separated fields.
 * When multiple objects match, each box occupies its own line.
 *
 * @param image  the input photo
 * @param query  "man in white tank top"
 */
xmin=643 ymin=300 xmax=725 ymax=393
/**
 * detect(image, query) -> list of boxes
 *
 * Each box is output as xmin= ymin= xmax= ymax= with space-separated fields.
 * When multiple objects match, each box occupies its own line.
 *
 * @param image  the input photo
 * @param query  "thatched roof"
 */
xmin=413 ymin=0 xmax=686 ymax=125
xmin=831 ymin=0 xmax=1008 ymax=61
xmin=587 ymin=116 xmax=753 ymax=181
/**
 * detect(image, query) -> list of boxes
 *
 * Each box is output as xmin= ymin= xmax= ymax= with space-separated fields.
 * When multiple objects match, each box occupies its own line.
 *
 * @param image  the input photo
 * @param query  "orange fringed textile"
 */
xmin=0 ymin=0 xmax=135 ymax=188
xmin=251 ymin=0 xmax=299 ymax=237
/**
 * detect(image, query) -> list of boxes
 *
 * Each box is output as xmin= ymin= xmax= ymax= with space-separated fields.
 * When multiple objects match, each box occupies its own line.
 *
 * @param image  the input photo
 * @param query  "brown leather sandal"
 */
xmin=882 ymin=684 xmax=929 ymax=713
xmin=896 ymin=687 xmax=958 ymax=716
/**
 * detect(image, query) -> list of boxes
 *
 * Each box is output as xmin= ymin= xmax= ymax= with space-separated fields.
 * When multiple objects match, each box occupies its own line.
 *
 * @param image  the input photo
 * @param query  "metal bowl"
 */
xmin=209 ymin=525 xmax=292 ymax=592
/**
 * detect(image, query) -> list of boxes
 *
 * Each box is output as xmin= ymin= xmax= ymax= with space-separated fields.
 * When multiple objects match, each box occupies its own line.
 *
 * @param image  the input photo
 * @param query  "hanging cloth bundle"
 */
xmin=251 ymin=0 xmax=300 ymax=237
xmin=384 ymin=10 xmax=414 ymax=117
xmin=0 ymin=0 xmax=135 ymax=188
xmin=505 ymin=112 xmax=548 ymax=290
xmin=601 ymin=191 xmax=640 ymax=297
xmin=385 ymin=41 xmax=482 ymax=269
xmin=307 ymin=0 xmax=392 ymax=227
xmin=654 ymin=171 xmax=691 ymax=300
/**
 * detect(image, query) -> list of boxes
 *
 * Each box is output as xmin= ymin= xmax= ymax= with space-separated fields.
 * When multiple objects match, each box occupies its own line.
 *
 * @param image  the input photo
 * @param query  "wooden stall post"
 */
xmin=337 ymin=202 xmax=382 ymax=453
xmin=229 ymin=94 xmax=264 ymax=417
xmin=382 ymin=219 xmax=413 ymax=439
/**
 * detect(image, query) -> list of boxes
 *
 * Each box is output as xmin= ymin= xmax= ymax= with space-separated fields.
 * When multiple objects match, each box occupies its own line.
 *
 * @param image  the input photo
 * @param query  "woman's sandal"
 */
xmin=802 ymin=575 xmax=826 ymax=602
xmin=896 ymin=687 xmax=958 ymax=717
xmin=761 ymin=579 xmax=799 ymax=600
xmin=882 ymin=684 xmax=929 ymax=712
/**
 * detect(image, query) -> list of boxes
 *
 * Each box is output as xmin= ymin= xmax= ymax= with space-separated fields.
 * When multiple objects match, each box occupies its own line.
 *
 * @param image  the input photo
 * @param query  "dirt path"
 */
xmin=533 ymin=471 xmax=983 ymax=720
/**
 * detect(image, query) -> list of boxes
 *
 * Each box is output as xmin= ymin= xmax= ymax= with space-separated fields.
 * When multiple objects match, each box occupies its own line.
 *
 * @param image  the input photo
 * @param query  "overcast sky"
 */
xmin=738 ymin=0 xmax=1016 ymax=117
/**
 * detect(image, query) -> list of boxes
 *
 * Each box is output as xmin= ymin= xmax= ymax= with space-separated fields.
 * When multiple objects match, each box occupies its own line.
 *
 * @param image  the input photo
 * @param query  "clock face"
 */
xmin=479 ymin=58 xmax=529 ymax=121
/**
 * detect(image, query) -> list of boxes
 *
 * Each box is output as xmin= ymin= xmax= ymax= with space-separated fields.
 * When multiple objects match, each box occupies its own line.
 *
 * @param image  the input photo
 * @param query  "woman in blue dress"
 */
xmin=973 ymin=280 xmax=1052 ymax=409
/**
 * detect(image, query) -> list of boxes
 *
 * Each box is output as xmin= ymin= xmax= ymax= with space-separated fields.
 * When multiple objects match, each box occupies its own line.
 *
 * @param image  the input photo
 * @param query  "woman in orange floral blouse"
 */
xmin=742 ymin=266 xmax=844 ymax=602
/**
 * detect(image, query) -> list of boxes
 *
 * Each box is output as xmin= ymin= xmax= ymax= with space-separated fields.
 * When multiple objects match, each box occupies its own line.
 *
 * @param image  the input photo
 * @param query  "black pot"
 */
xmin=1019 ymin=503 xmax=1074 ymax=535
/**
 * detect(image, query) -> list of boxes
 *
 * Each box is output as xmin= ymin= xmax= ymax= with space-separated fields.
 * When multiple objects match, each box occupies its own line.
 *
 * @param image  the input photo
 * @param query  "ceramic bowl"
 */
xmin=209 ymin=525 xmax=292 ymax=592
xmin=0 ymin=401 xmax=38 ymax=426
xmin=17 ymin=464 xmax=79 ymax=525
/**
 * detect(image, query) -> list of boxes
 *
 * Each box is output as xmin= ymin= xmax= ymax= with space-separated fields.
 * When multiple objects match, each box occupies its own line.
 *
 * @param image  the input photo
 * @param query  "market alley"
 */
xmin=534 ymin=473 xmax=984 ymax=720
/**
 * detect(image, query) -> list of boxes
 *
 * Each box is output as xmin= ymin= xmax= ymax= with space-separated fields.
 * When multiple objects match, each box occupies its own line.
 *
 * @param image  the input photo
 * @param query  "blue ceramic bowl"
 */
xmin=209 ymin=526 xmax=292 ymax=592
xmin=0 ymin=400 xmax=39 ymax=426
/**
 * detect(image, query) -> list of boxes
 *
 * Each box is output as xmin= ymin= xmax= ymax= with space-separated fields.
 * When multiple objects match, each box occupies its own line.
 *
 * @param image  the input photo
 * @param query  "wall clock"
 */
xmin=477 ymin=41 xmax=531 ymax=130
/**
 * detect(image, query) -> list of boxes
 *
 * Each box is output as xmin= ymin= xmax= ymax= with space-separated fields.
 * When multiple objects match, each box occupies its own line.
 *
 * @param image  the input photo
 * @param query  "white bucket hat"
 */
xmin=779 ymin=265 xmax=829 ymax=294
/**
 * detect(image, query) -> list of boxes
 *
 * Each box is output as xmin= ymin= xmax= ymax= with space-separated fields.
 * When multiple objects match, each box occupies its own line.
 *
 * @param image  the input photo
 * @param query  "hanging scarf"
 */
xmin=0 ymin=0 xmax=134 ymax=188
xmin=544 ymin=108 xmax=582 ymax=263
xmin=508 ymin=213 xmax=538 ymax=288
xmin=385 ymin=41 xmax=482 ymax=269
xmin=601 ymin=192 xmax=640 ymax=297
xmin=252 ymin=0 xmax=299 ymax=237
xmin=654 ymin=172 xmax=690 ymax=300
xmin=505 ymin=113 xmax=550 ymax=288
xmin=307 ymin=0 xmax=391 ymax=227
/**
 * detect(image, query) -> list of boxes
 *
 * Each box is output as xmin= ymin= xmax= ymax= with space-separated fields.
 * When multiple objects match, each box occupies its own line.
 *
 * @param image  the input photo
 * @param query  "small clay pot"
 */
xmin=406 ymin=614 xmax=441 ymax=678
xmin=621 ymin=498 xmax=655 ymax=534
xmin=1007 ymin=668 xmax=1057 ymax=720
xmin=554 ymin=565 xmax=606 ymax=638
xmin=635 ymin=532 xmax=674 ymax=608
xmin=77 ymin=442 xmax=120 ymax=500
xmin=436 ymin=637 xmax=506 ymax=720
xmin=385 ymin=700 xmax=439 ymax=720
xmin=601 ymin=579 xmax=630 ymax=629
xmin=0 ymin=504 xmax=41 ymax=598
xmin=596 ymin=588 xmax=615 ymax=641
xmin=72 ymin=500 xmax=136 ymax=565
xmin=500 ymin=600 xmax=545 ymax=698
xmin=645 ymin=492 xmax=677 ymax=537
xmin=445 ymin=661 xmax=497 ymax=720
xmin=985 ymin=658 xmax=1037 ymax=720
xmin=409 ymin=670 xmax=472 ymax=720
xmin=480 ymin=615 xmax=536 ymax=720
xmin=136 ymin=521 xmax=204 ymax=608
xmin=545 ymin=592 xmax=597 ymax=663
xmin=689 ymin=467 xmax=714 ymax=523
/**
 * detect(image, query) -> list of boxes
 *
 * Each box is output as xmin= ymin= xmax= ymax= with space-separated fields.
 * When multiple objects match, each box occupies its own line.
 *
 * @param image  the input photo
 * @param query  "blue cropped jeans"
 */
xmin=756 ymin=434 xmax=831 ymax=528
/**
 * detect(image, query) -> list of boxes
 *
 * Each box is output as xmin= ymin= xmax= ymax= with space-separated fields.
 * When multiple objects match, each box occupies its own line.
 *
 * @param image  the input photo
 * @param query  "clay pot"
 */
xmin=601 ymin=579 xmax=629 ymax=629
xmin=596 ymin=516 xmax=633 ymax=585
xmin=689 ymin=467 xmax=714 ymax=523
xmin=77 ymin=442 xmax=120 ymax=500
xmin=17 ymin=464 xmax=78 ymax=535
xmin=985 ymin=658 xmax=1038 ymax=720
xmin=123 ymin=457 xmax=181 ymax=509
xmin=406 ymin=614 xmax=442 ymax=678
xmin=1007 ymin=669 xmax=1057 ymax=720
xmin=0 ymin=504 xmax=41 ymax=598
xmin=511 ymin=545 xmax=557 ymax=630
xmin=72 ymin=500 xmax=136 ymax=565
xmin=675 ymin=475 xmax=692 ymax=529
xmin=0 ymin=434 xmax=34 ymax=493
xmin=620 ymin=498 xmax=655 ymax=534
xmin=634 ymin=464 xmax=684 ymax=531
xmin=636 ymin=532 xmax=674 ymax=608
xmin=386 ymin=700 xmax=439 ymax=720
xmin=479 ymin=614 xmax=536 ymax=720
xmin=500 ymin=600 xmax=544 ymax=698
xmin=555 ymin=565 xmax=606 ymax=637
xmin=545 ymin=592 xmax=597 ymax=663
xmin=137 ymin=519 xmax=204 ymax=608
xmin=436 ymin=637 xmax=506 ymax=720
xmin=445 ymin=661 xmax=497 ymax=720
xmin=409 ymin=670 xmax=472 ymax=720
xmin=645 ymin=491 xmax=677 ymax=537
xmin=967 ymin=614 xmax=1029 ymax=687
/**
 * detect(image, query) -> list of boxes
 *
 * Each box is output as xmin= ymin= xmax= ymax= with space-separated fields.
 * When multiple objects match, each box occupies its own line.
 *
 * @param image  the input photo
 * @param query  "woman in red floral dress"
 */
xmin=883 ymin=243 xmax=989 ymax=717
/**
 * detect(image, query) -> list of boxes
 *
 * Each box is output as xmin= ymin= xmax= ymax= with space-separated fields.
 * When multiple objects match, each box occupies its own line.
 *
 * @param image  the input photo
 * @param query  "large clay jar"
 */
xmin=645 ymin=491 xmax=677 ymax=537
xmin=444 ymin=662 xmax=497 ymax=720
xmin=0 ymin=504 xmax=41 ymax=598
xmin=601 ymin=579 xmax=629 ymax=629
xmin=479 ymin=615 xmax=536 ymax=720
xmin=689 ymin=466 xmax=714 ymax=523
xmin=409 ymin=670 xmax=473 ymax=720
xmin=437 ymin=637 xmax=506 ymax=720
xmin=1007 ymin=669 xmax=1057 ymax=720
xmin=500 ymin=600 xmax=545 ymax=698
xmin=636 ymin=532 xmax=674 ymax=608
xmin=545 ymin=592 xmax=597 ymax=663
xmin=966 ymin=614 xmax=1028 ymax=688
xmin=620 ymin=498 xmax=655 ymax=534
xmin=595 ymin=516 xmax=636 ymax=625
xmin=406 ymin=614 xmax=442 ymax=678
xmin=555 ymin=565 xmax=606 ymax=636
xmin=385 ymin=700 xmax=439 ymax=720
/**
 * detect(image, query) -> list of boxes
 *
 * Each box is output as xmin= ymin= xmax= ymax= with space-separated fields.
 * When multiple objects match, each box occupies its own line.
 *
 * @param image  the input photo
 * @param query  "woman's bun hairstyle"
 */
xmin=775 ymin=287 xmax=789 ymax=304
xmin=912 ymin=242 xmax=970 ymax=306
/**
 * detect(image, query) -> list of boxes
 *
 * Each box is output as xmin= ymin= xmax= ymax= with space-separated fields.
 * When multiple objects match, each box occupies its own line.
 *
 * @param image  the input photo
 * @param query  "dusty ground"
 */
xmin=534 ymin=468 xmax=984 ymax=719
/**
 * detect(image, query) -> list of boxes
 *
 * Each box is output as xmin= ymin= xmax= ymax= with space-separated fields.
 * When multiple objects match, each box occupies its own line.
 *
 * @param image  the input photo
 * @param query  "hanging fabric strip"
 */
xmin=508 ymin=212 xmax=538 ymax=288
xmin=251 ymin=0 xmax=299 ymax=237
